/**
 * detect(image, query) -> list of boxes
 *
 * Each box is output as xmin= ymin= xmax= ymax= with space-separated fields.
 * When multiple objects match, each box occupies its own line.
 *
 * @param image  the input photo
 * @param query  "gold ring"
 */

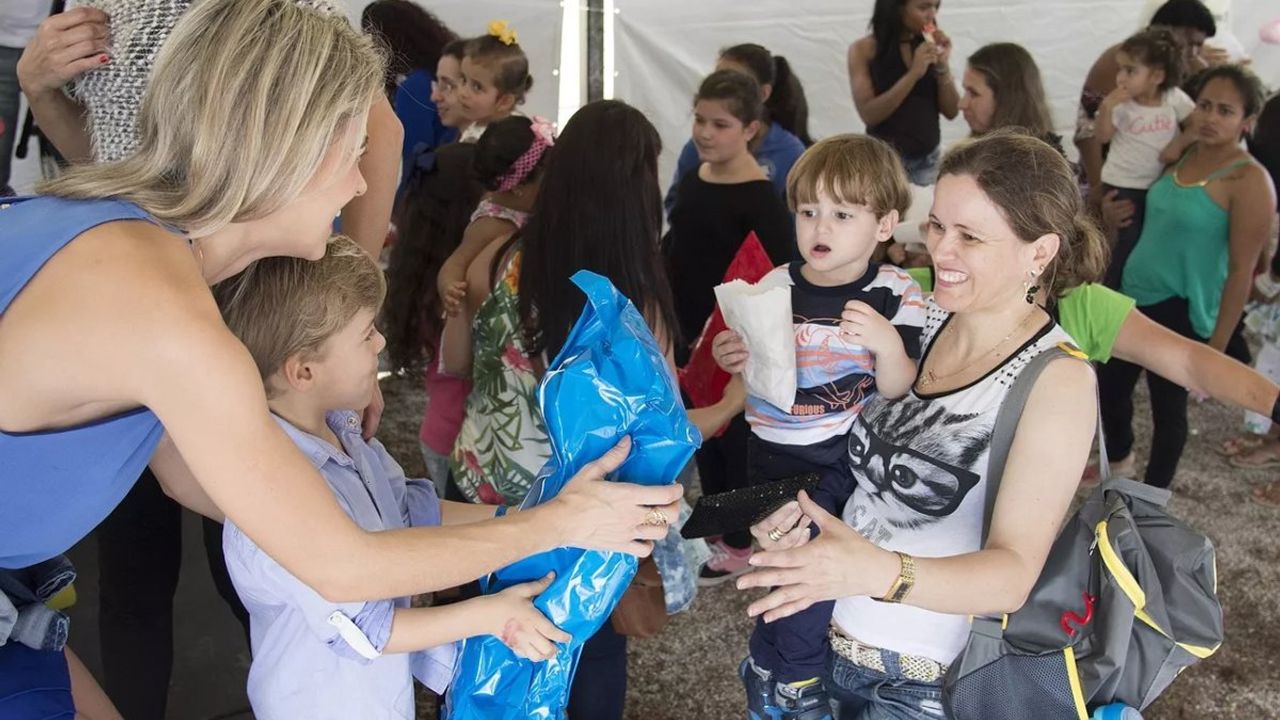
xmin=768 ymin=526 xmax=787 ymax=542
xmin=643 ymin=507 xmax=669 ymax=527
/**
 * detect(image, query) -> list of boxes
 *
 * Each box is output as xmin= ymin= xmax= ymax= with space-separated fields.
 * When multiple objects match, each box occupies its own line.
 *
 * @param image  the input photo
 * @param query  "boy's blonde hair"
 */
xmin=214 ymin=236 xmax=386 ymax=396
xmin=41 ymin=0 xmax=385 ymax=238
xmin=785 ymin=134 xmax=911 ymax=218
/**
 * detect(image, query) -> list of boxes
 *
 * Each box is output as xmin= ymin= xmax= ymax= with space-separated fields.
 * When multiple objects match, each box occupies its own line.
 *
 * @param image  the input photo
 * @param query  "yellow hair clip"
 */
xmin=487 ymin=19 xmax=518 ymax=46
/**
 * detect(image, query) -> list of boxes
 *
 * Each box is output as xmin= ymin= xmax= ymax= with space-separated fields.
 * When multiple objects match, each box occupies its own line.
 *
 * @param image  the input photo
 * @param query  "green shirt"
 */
xmin=901 ymin=268 xmax=1134 ymax=362
xmin=1056 ymin=283 xmax=1135 ymax=362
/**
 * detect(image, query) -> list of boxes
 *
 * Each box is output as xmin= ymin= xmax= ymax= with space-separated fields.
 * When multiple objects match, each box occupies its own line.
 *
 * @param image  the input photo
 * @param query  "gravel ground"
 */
xmin=377 ymin=371 xmax=1280 ymax=720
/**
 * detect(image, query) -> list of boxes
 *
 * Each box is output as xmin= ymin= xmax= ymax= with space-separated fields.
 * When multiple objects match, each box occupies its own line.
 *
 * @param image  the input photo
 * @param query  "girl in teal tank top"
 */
xmin=1099 ymin=65 xmax=1274 ymax=490
xmin=1119 ymin=150 xmax=1251 ymax=339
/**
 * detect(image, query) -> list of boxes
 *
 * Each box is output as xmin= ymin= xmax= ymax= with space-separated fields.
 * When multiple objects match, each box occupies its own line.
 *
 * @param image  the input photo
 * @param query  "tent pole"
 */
xmin=585 ymin=0 xmax=604 ymax=102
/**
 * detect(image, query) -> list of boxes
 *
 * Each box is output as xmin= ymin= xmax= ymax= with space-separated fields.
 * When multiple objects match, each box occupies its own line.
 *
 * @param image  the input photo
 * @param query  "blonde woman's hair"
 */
xmin=213 ymin=235 xmax=386 ymax=396
xmin=939 ymin=129 xmax=1109 ymax=298
xmin=786 ymin=134 xmax=911 ymax=218
xmin=41 ymin=0 xmax=385 ymax=237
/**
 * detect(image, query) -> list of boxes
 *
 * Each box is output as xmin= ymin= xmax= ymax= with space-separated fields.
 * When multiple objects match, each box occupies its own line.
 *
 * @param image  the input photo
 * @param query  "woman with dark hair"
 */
xmin=361 ymin=0 xmax=460 ymax=196
xmin=847 ymin=0 xmax=959 ymax=185
xmin=664 ymin=43 xmax=810 ymax=216
xmin=441 ymin=99 xmax=744 ymax=719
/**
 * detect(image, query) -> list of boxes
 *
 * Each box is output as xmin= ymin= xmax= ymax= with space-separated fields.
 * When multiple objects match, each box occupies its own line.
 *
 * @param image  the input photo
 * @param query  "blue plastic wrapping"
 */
xmin=446 ymin=270 xmax=701 ymax=720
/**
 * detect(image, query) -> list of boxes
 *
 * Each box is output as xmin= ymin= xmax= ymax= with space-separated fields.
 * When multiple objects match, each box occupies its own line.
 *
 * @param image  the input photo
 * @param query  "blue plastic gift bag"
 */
xmin=446 ymin=271 xmax=701 ymax=720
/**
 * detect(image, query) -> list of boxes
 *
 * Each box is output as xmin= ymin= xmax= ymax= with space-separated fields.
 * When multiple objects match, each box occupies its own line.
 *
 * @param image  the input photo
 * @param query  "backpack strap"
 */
xmin=982 ymin=345 xmax=1094 ymax=544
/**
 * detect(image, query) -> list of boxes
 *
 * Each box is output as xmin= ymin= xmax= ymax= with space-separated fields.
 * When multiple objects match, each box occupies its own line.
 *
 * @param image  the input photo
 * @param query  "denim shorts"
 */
xmin=825 ymin=646 xmax=946 ymax=720
xmin=900 ymin=147 xmax=941 ymax=187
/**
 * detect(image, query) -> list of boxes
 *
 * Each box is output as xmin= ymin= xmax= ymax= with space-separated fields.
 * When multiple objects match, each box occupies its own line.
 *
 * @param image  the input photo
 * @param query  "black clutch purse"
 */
xmin=680 ymin=473 xmax=820 ymax=539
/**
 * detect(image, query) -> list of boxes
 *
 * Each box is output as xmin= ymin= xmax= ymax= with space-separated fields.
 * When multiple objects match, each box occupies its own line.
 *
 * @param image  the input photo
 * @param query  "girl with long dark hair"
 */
xmin=847 ymin=0 xmax=959 ymax=184
xmin=440 ymin=99 xmax=743 ymax=720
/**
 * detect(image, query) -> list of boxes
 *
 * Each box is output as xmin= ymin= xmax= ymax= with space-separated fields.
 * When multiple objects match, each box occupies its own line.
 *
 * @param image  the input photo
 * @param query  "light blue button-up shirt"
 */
xmin=224 ymin=411 xmax=456 ymax=720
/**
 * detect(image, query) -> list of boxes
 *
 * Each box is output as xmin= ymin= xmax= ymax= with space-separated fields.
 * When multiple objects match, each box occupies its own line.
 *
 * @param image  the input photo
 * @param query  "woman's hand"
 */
xmin=931 ymin=29 xmax=953 ymax=68
xmin=360 ymin=380 xmax=385 ymax=440
xmin=737 ymin=491 xmax=889 ymax=623
xmin=16 ymin=7 xmax=110 ymax=98
xmin=484 ymin=573 xmax=572 ymax=661
xmin=909 ymin=41 xmax=940 ymax=80
xmin=549 ymin=437 xmax=683 ymax=557
xmin=1100 ymin=189 xmax=1137 ymax=231
xmin=750 ymin=500 xmax=812 ymax=552
xmin=711 ymin=329 xmax=749 ymax=375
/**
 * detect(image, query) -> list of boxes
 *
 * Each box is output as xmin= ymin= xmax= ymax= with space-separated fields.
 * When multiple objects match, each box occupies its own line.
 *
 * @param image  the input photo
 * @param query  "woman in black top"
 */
xmin=664 ymin=70 xmax=796 ymax=365
xmin=663 ymin=70 xmax=795 ymax=583
xmin=847 ymin=0 xmax=959 ymax=185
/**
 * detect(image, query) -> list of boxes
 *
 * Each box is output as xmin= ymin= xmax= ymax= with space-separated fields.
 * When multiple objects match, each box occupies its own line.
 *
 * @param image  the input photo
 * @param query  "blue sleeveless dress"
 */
xmin=0 ymin=196 xmax=167 ymax=569
xmin=1 ymin=196 xmax=172 ymax=716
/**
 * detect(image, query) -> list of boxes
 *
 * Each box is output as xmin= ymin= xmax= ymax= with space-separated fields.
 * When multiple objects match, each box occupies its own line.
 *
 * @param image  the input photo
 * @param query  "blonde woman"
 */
xmin=0 ymin=1 xmax=679 ymax=716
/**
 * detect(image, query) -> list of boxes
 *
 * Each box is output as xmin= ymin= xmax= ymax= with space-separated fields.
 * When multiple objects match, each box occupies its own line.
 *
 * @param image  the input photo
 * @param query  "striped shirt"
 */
xmin=747 ymin=262 xmax=925 ymax=446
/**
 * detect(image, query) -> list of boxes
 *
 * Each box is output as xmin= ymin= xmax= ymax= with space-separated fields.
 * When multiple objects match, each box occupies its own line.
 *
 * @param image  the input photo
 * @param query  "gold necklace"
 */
xmin=918 ymin=309 xmax=1039 ymax=389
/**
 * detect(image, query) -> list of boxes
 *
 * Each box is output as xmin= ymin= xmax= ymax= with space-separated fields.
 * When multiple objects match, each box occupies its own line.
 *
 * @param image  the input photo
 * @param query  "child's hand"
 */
xmin=750 ymin=500 xmax=812 ymax=552
xmin=440 ymin=280 xmax=468 ymax=318
xmin=840 ymin=301 xmax=903 ymax=357
xmin=1102 ymin=85 xmax=1130 ymax=109
xmin=711 ymin=329 xmax=749 ymax=375
xmin=486 ymin=573 xmax=571 ymax=661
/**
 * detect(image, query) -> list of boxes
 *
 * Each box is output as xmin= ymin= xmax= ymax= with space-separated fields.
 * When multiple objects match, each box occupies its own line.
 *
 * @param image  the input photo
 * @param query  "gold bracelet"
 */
xmin=878 ymin=552 xmax=916 ymax=604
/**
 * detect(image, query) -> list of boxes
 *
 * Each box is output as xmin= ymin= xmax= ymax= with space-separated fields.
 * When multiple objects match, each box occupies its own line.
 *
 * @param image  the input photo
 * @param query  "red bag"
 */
xmin=678 ymin=231 xmax=777 ymax=412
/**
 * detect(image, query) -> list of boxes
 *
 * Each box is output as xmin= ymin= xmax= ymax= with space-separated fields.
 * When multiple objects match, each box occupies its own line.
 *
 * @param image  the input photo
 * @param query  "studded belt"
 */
xmin=827 ymin=625 xmax=949 ymax=683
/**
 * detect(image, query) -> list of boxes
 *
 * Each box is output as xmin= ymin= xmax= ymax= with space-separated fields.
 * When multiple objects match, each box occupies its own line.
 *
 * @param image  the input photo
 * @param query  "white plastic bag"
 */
xmin=713 ymin=277 xmax=796 ymax=410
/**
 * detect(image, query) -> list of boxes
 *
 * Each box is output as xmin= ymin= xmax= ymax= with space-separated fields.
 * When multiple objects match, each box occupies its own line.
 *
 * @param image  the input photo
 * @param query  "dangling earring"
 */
xmin=1023 ymin=268 xmax=1041 ymax=305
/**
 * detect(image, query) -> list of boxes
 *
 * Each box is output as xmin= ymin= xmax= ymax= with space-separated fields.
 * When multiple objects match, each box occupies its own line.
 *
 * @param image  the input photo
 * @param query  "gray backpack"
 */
xmin=942 ymin=347 xmax=1223 ymax=719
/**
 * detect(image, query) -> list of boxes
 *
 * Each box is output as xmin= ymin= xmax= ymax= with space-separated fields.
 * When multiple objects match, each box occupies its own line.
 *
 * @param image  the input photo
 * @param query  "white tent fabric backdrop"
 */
xmin=8 ymin=0 xmax=1275 ymax=195
xmin=611 ymin=0 xmax=1278 ymax=197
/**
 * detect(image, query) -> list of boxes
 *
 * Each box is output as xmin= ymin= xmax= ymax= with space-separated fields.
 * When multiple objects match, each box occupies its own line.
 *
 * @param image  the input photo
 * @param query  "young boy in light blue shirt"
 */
xmin=215 ymin=236 xmax=567 ymax=720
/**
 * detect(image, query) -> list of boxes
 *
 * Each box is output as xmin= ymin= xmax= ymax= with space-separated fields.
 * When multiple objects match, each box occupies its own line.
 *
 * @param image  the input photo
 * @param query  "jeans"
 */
xmin=901 ymin=147 xmax=940 ymax=187
xmin=0 ymin=642 xmax=73 ymax=719
xmin=1101 ymin=185 xmax=1146 ymax=290
xmin=1098 ymin=296 xmax=1203 ymax=488
xmin=826 ymin=648 xmax=946 ymax=720
xmin=567 ymin=621 xmax=628 ymax=720
xmin=0 ymin=45 xmax=22 ymax=192
xmin=97 ymin=469 xmax=250 ymax=720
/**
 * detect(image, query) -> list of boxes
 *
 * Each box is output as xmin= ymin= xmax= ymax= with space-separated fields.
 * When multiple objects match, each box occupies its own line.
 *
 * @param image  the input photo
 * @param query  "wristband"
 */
xmin=494 ymin=504 xmax=508 ymax=518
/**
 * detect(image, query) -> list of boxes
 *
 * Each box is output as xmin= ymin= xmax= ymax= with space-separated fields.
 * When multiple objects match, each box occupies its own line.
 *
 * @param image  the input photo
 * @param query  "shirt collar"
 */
xmin=270 ymin=410 xmax=364 ymax=470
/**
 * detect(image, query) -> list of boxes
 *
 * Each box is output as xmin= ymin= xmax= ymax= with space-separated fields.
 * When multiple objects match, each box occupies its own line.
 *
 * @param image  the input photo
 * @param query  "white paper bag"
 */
xmin=713 ymin=277 xmax=796 ymax=410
